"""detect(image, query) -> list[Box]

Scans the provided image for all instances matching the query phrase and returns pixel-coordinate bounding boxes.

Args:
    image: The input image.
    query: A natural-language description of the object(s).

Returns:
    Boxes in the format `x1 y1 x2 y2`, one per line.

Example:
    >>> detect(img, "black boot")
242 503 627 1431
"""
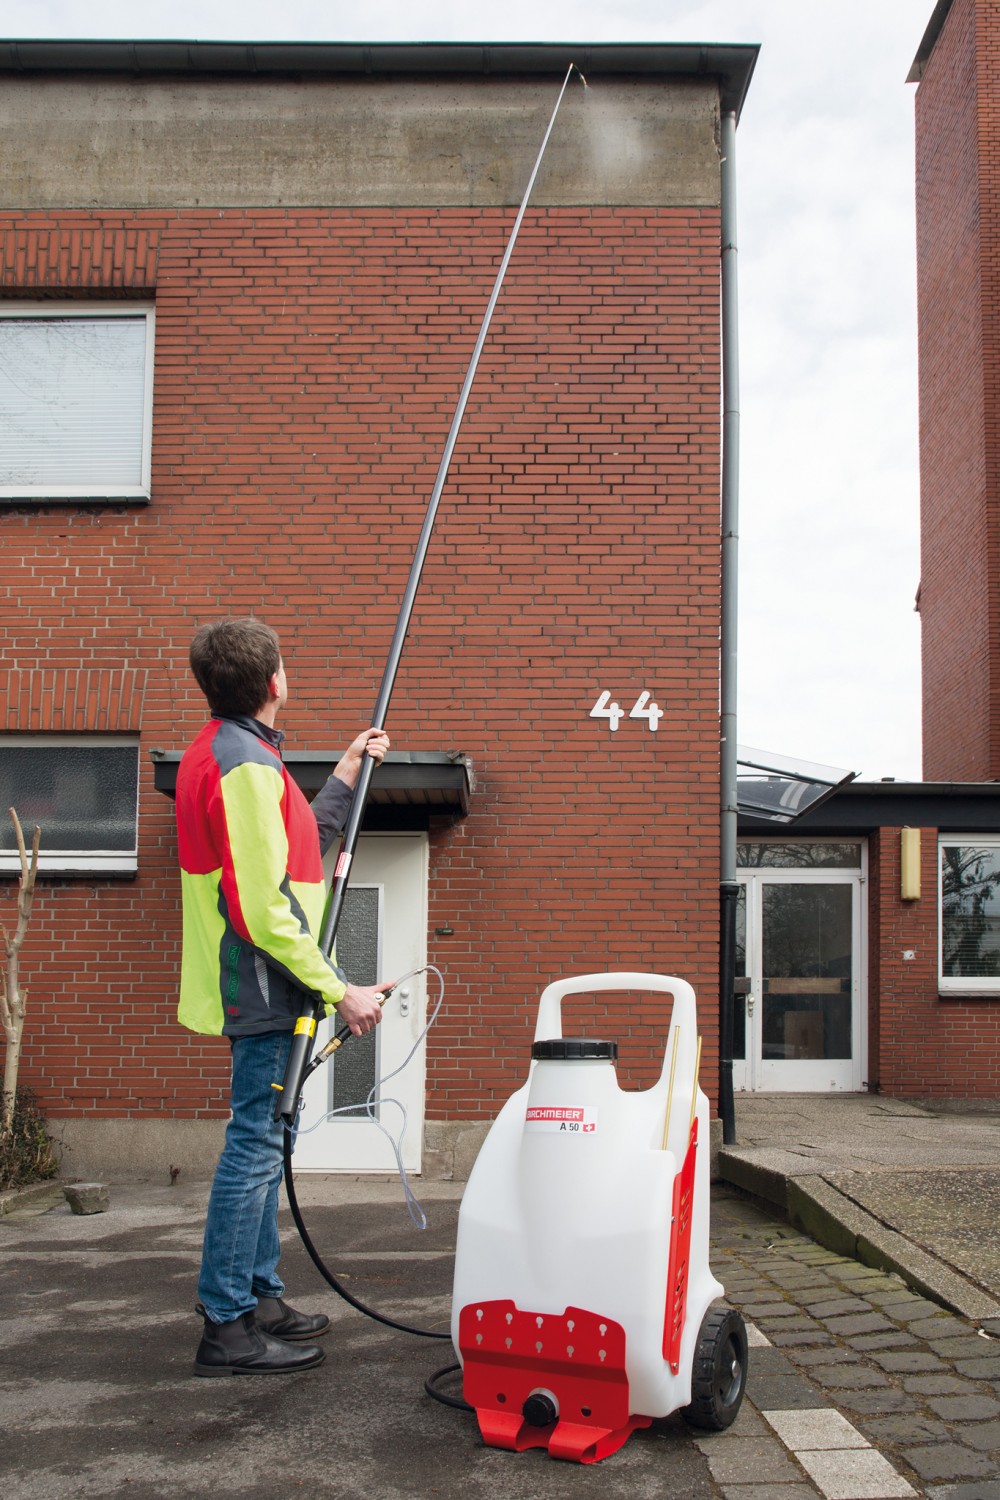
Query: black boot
194 1304 325 1377
254 1296 331 1341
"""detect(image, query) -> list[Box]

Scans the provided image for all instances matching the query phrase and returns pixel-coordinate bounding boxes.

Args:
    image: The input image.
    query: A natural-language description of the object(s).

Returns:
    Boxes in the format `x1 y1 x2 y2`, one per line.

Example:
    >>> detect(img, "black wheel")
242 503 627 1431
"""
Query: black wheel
681 1304 748 1431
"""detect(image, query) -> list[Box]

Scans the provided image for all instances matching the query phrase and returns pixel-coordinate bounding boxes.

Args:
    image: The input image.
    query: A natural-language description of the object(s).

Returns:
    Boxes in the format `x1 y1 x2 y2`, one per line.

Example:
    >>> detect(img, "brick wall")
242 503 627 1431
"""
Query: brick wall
916 0 1000 779
0 203 723 1123
871 824 1000 1095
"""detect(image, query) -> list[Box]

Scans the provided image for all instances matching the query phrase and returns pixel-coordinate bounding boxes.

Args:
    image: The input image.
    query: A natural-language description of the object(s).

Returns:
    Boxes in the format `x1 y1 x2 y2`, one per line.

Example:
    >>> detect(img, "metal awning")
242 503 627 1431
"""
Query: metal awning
736 745 855 825
150 748 471 828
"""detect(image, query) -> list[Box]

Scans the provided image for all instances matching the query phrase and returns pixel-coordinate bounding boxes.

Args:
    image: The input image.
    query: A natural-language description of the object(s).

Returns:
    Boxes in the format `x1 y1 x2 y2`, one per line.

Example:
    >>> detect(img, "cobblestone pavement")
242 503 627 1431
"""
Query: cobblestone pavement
710 1189 1000 1500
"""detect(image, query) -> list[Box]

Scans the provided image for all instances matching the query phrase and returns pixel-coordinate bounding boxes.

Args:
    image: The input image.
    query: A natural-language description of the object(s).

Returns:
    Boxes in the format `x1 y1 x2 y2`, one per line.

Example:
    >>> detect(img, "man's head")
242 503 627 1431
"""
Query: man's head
189 617 283 718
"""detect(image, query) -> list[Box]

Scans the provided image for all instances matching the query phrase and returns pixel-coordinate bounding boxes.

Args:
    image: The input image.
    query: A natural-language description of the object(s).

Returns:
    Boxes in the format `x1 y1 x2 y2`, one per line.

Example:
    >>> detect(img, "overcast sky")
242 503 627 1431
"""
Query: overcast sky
7 0 932 781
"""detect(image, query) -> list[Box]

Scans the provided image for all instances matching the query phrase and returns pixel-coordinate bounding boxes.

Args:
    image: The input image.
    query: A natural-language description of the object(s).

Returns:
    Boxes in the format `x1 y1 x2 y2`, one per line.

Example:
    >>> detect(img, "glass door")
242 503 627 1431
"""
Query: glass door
735 843 865 1092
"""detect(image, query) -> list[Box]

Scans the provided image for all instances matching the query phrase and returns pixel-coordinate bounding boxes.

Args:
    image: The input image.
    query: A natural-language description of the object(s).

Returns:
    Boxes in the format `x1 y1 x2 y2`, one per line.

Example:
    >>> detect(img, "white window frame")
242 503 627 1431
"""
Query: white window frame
0 302 155 501
0 735 140 875
938 836 1000 995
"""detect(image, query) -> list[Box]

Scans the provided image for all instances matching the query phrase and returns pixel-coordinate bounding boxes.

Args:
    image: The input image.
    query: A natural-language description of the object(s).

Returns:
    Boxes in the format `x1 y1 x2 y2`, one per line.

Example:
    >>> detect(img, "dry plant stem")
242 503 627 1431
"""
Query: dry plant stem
1 808 40 1135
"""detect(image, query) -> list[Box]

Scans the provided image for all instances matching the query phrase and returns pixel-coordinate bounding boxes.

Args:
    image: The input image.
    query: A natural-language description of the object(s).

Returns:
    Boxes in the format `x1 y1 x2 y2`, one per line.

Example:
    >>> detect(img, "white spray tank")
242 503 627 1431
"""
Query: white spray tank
451 972 746 1464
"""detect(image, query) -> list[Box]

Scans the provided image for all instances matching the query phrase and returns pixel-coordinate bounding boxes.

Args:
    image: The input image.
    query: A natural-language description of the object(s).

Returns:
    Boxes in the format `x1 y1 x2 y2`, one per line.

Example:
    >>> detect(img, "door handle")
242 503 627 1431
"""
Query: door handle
397 986 411 1018
746 992 755 1017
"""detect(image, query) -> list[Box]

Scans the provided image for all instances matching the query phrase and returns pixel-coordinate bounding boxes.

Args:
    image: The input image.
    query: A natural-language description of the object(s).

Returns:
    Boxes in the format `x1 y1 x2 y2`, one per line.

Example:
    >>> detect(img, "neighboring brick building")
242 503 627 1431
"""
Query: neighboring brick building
0 40 758 1173
911 0 1000 783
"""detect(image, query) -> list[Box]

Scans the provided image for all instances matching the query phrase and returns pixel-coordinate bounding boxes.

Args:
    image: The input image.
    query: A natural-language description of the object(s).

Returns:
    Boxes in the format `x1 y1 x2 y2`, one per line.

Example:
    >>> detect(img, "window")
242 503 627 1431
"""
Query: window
0 738 140 874
0 303 154 500
737 842 863 870
939 839 1000 993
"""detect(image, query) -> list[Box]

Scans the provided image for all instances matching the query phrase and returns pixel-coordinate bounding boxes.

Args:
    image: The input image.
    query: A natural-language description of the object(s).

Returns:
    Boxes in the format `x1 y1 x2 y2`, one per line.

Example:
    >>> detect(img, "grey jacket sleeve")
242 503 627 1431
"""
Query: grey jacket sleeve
311 774 354 856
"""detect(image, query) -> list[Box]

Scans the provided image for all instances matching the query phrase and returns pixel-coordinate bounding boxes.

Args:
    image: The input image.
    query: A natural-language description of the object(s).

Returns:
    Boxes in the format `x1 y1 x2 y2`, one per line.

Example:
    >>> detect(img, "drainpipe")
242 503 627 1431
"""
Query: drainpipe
719 109 740 1146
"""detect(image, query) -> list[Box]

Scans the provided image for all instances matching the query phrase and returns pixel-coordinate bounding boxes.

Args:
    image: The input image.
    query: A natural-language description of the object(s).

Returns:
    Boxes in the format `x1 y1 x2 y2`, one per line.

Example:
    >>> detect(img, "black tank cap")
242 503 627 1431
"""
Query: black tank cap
531 1037 618 1061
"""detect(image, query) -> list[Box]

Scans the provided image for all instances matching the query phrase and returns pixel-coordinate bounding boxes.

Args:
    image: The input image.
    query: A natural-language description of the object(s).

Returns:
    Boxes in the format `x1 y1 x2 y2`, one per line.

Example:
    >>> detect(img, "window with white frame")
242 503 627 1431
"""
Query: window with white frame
0 738 140 874
0 303 154 500
939 839 1000 992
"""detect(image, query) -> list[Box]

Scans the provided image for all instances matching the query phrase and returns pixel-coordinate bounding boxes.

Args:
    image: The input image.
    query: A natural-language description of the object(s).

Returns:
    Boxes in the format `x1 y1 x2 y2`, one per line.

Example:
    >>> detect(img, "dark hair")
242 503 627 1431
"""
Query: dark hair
189 618 281 717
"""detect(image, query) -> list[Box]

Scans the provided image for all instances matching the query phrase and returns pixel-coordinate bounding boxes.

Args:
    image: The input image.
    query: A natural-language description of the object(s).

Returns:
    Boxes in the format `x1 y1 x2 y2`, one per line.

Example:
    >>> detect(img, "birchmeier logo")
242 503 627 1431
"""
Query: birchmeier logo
525 1106 598 1134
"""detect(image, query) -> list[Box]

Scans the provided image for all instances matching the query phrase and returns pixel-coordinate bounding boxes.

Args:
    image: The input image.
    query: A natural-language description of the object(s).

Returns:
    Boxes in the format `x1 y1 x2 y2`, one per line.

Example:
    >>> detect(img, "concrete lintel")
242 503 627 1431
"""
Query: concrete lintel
0 75 722 210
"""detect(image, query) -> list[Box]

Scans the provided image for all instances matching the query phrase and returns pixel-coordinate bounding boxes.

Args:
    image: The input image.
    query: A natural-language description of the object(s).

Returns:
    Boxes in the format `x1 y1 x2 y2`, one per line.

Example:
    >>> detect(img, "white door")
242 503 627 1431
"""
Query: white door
734 864 865 1093
293 833 428 1172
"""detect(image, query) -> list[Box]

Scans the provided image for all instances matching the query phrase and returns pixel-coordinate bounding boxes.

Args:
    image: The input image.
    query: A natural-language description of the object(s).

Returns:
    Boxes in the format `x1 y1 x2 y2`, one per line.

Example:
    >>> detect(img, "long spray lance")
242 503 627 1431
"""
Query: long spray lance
274 62 585 1125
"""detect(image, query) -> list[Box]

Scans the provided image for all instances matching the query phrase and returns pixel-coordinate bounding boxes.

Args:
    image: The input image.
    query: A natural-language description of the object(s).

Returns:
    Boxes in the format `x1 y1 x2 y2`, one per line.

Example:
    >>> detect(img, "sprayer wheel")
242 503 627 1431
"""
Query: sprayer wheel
681 1304 748 1431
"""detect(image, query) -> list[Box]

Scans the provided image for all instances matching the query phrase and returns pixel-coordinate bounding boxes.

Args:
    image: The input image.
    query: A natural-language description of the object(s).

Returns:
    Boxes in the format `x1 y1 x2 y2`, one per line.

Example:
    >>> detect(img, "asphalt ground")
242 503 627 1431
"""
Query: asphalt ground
3 1173 1000 1500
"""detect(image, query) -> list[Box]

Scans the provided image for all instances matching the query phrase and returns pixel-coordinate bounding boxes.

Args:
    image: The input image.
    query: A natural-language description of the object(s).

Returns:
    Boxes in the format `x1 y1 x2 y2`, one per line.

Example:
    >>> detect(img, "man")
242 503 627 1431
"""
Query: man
175 616 390 1376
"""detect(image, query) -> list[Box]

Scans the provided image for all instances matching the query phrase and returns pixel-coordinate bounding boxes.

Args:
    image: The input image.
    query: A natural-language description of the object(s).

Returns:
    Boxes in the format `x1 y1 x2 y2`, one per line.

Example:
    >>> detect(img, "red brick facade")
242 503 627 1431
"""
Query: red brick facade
916 0 1000 780
869 824 1000 1096
1 201 724 1125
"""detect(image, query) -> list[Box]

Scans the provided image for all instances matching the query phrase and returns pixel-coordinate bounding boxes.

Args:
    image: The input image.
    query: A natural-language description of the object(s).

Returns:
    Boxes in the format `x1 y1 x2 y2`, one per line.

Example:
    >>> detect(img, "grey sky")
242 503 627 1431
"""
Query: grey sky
6 0 932 780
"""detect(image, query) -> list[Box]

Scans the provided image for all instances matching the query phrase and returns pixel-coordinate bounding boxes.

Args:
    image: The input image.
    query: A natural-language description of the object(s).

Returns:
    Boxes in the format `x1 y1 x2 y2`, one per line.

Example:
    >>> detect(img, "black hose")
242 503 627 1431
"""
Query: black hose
282 1124 451 1341
424 1362 474 1413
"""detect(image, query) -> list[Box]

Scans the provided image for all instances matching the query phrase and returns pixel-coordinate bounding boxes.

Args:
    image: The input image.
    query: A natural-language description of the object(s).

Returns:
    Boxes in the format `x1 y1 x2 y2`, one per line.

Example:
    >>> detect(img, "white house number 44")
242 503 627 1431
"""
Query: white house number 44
589 690 663 733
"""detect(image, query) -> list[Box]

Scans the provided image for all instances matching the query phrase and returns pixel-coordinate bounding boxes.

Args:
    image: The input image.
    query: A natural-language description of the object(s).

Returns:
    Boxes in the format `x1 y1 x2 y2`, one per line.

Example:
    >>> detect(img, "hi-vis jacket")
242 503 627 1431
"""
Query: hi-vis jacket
175 715 352 1038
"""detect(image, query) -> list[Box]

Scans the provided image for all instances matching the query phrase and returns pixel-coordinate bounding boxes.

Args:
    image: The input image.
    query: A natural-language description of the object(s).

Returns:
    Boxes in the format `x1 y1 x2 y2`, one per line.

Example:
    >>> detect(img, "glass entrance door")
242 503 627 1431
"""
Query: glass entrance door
734 843 865 1092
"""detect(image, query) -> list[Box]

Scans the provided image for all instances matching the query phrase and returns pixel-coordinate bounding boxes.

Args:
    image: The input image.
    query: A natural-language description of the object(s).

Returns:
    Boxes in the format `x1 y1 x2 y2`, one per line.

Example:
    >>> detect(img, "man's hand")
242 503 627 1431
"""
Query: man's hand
333 728 391 789
336 981 392 1037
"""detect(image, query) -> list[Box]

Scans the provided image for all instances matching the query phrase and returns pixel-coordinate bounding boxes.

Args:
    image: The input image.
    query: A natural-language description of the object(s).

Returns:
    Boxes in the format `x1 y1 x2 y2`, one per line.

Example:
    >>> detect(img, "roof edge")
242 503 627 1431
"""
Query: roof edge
908 0 956 83
0 38 759 119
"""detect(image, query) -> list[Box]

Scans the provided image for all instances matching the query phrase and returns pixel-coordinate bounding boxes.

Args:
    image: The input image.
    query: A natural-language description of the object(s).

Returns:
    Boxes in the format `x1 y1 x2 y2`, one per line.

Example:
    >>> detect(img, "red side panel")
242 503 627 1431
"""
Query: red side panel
663 1117 698 1373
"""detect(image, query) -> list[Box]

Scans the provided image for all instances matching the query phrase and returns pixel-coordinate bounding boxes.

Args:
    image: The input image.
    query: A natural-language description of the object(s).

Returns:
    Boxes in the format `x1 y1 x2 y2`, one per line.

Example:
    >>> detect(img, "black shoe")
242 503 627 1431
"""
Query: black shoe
193 1305 325 1377
254 1296 331 1341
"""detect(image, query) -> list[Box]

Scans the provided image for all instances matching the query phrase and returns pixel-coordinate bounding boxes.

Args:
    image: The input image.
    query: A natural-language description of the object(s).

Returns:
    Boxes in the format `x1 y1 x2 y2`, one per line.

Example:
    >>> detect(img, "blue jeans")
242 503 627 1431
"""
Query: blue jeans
198 1030 293 1324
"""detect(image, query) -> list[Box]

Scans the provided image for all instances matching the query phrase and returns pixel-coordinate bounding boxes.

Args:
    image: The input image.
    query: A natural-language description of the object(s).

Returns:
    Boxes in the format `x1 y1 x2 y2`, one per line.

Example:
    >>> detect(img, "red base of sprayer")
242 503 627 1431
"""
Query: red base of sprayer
458 1300 653 1463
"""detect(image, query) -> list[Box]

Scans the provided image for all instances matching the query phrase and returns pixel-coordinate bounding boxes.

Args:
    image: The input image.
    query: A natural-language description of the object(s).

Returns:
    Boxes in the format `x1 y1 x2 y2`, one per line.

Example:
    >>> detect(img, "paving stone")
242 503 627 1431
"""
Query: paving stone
761 1407 868 1449
903 1375 973 1396
808 1297 871 1318
925 1395 1000 1422
837 1390 919 1416
793 1347 859 1367
873 1350 948 1374
795 1446 918 1498
749 1374 826 1411
867 1289 923 1309
955 1356 1000 1379
902 1444 999 1481
924 1483 1000 1500
721 1487 823 1499
824 1313 895 1337
907 1317 972 1340
809 1364 890 1390
743 1302 801 1318
752 1347 804 1375
928 1337 997 1361
853 1333 917 1352
700 1435 807 1485
864 1414 951 1445
769 1327 836 1349
960 1419 1000 1452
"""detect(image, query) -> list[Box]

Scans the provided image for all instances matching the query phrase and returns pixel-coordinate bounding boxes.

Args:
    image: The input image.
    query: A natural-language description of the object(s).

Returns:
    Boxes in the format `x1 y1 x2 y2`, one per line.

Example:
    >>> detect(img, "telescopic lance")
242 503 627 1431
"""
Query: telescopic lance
274 62 585 1125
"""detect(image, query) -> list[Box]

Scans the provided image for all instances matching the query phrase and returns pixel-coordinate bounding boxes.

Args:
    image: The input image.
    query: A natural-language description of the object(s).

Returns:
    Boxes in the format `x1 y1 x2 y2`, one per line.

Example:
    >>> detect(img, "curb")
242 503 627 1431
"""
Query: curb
718 1149 1000 1324
0 1179 65 1218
